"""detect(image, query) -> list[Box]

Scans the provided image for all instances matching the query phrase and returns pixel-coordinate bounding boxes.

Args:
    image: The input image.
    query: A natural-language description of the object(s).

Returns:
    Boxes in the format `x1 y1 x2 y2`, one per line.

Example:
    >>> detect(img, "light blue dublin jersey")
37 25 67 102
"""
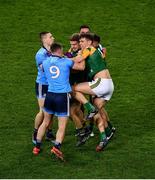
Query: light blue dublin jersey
43 55 74 93
35 47 49 85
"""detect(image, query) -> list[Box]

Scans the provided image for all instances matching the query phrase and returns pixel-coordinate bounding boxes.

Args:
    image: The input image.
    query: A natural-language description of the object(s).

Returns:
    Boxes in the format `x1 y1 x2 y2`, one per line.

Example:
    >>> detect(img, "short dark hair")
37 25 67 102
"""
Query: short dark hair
69 33 80 42
79 25 90 31
79 33 94 42
39 31 50 39
50 42 62 53
93 34 101 43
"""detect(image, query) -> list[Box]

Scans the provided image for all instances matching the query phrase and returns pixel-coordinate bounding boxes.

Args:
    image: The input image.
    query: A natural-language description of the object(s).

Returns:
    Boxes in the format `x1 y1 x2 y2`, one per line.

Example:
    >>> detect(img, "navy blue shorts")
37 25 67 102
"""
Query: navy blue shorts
43 92 70 117
35 82 48 99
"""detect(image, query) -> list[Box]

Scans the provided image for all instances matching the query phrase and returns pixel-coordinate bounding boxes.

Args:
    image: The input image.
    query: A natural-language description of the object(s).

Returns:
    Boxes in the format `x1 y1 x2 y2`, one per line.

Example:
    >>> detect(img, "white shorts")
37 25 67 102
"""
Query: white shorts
89 78 114 101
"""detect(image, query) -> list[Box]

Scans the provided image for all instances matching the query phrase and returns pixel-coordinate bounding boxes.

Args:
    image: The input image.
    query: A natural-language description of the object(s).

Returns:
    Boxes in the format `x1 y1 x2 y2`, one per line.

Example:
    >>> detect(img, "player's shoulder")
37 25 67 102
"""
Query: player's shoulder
36 47 47 56
61 57 73 66
35 48 47 62
61 56 71 62
83 47 95 53
43 56 50 65
82 48 91 55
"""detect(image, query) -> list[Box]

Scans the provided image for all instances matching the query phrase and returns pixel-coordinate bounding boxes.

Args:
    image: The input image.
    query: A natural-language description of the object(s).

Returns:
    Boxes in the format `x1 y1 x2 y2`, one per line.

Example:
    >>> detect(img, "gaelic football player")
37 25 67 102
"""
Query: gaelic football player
65 33 91 146
92 34 107 58
80 25 106 58
79 25 97 137
80 25 91 34
73 33 115 151
92 33 115 133
33 43 85 160
32 32 55 144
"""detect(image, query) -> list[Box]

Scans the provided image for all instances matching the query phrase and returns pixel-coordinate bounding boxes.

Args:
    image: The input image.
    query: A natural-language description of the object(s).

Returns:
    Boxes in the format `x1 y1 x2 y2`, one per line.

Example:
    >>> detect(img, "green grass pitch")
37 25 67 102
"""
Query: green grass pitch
0 0 155 178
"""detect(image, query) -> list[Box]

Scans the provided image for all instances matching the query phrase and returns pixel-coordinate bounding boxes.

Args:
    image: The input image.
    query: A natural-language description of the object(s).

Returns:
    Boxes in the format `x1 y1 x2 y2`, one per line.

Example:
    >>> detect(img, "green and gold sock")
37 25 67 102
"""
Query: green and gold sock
84 102 95 113
100 131 106 141
105 126 112 137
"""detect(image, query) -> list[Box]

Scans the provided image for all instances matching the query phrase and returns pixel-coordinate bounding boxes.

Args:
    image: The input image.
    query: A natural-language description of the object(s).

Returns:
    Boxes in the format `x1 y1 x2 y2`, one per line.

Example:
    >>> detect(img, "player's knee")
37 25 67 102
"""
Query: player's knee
95 101 104 110
93 98 105 108
70 106 75 116
43 115 51 127
38 109 43 114
70 112 75 120
70 105 78 116
42 119 50 128
93 113 100 122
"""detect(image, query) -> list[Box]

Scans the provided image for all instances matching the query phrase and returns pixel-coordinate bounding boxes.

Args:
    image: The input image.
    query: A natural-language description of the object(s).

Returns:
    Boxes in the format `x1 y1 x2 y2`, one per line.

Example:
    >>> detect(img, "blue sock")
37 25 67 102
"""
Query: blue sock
54 141 61 150
36 139 42 149
34 128 38 133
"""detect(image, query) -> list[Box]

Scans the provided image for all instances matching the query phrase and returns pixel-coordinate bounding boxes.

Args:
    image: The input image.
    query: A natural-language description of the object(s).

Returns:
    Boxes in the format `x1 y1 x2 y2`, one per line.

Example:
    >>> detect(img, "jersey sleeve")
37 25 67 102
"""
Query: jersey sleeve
81 48 90 59
35 53 45 66
66 58 74 68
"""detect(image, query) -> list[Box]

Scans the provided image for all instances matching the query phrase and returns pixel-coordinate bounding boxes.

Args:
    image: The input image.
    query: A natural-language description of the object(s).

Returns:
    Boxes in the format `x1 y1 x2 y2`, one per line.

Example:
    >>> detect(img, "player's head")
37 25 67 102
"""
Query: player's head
92 34 101 48
39 32 54 46
69 33 80 52
79 25 90 34
50 42 63 57
79 33 93 50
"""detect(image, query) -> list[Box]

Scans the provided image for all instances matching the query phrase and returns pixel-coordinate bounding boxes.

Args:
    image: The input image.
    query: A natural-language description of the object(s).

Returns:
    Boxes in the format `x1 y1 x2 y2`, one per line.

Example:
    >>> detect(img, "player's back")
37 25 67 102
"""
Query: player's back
43 56 74 93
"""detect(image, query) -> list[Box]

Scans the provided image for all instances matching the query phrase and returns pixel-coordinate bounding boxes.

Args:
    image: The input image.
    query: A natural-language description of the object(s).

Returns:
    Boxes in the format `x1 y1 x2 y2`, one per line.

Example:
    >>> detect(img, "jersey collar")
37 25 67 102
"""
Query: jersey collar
51 54 62 58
